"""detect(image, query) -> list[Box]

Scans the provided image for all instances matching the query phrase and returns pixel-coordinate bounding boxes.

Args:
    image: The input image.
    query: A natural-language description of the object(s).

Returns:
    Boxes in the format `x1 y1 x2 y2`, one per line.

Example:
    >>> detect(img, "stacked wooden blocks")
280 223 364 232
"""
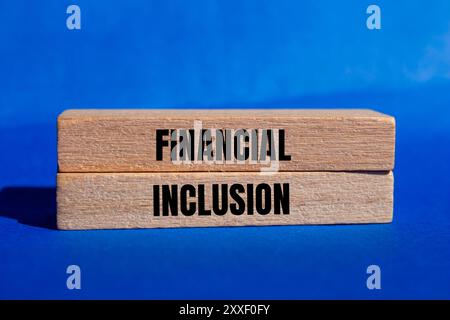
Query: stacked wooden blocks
57 109 395 230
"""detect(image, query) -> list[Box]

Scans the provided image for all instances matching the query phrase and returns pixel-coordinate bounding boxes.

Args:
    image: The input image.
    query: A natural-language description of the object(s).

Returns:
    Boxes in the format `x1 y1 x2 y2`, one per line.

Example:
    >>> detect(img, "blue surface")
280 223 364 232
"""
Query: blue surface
1 0 450 299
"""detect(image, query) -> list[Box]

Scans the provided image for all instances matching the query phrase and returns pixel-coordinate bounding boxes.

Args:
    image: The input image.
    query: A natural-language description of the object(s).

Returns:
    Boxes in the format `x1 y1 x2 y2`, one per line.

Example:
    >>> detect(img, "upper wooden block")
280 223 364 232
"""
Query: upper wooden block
58 109 395 172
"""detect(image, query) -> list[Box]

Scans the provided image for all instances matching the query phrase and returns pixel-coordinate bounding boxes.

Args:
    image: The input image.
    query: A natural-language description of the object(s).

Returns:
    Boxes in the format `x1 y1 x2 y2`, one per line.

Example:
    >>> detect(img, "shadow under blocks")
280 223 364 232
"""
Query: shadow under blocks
0 187 56 229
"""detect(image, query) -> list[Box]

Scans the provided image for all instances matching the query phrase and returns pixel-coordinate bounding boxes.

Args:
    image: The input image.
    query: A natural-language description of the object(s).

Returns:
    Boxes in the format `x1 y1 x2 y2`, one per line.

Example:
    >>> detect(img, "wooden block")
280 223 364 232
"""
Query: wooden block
58 109 395 172
57 171 393 230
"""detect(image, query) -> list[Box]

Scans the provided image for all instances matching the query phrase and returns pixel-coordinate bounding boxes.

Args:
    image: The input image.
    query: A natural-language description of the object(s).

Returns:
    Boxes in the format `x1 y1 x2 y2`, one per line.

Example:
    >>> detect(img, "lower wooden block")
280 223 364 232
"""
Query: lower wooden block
57 171 393 230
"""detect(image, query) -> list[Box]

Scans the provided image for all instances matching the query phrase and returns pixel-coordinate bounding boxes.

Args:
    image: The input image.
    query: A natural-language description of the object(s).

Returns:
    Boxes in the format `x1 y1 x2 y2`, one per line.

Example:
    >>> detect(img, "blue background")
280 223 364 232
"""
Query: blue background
1 0 449 299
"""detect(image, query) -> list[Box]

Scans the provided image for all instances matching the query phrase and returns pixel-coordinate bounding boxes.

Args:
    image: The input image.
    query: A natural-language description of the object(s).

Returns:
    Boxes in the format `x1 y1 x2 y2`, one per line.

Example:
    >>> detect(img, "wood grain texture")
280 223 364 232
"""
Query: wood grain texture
57 171 394 230
58 109 395 172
